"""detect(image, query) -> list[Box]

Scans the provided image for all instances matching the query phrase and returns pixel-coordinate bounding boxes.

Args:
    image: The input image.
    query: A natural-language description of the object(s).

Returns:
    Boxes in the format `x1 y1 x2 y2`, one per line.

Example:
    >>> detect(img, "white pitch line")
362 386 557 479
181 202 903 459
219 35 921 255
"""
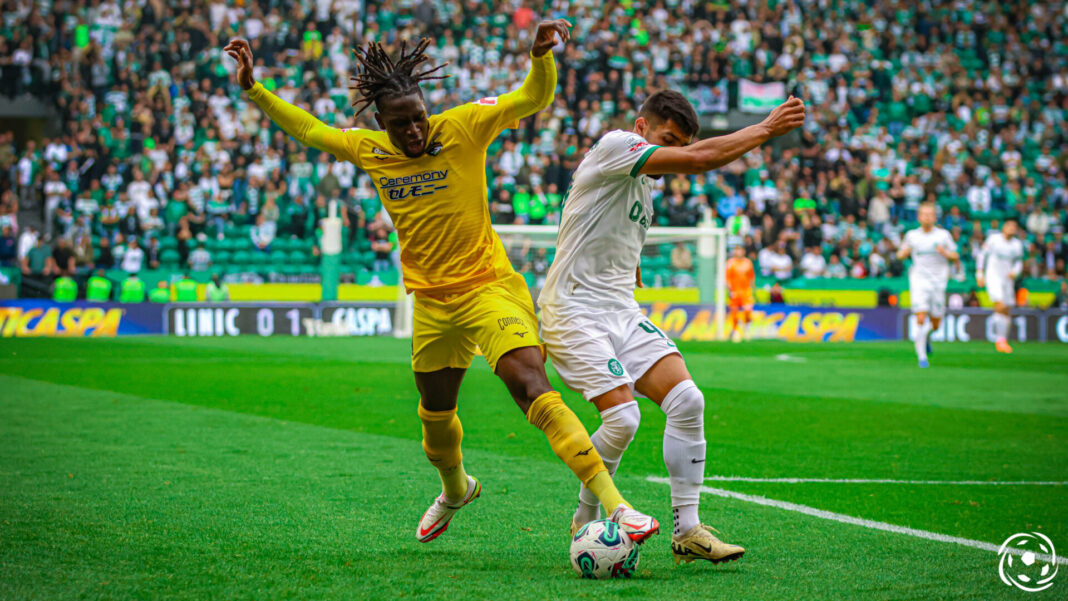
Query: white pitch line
646 476 1068 566
704 475 1068 486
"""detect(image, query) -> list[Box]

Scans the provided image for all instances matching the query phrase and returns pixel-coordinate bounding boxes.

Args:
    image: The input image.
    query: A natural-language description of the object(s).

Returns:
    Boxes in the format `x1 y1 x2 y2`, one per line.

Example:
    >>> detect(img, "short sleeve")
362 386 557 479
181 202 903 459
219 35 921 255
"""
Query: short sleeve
901 230 914 249
942 230 958 252
594 131 661 178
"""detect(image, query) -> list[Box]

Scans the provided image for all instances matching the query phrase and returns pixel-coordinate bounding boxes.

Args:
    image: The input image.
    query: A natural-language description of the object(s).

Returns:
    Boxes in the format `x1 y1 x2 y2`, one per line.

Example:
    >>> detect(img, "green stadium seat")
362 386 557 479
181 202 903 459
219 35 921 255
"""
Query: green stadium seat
377 269 400 286
160 249 180 266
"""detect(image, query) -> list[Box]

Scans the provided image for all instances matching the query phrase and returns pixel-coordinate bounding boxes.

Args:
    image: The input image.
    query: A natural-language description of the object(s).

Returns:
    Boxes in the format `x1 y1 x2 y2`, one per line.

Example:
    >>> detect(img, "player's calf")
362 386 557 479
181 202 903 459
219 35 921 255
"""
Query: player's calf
574 399 641 527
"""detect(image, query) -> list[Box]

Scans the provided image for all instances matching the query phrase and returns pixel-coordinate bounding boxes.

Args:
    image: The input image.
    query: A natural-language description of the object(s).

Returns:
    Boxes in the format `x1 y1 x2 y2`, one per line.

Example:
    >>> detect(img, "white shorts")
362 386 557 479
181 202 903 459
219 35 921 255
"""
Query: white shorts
539 304 681 401
986 275 1015 306
909 277 947 317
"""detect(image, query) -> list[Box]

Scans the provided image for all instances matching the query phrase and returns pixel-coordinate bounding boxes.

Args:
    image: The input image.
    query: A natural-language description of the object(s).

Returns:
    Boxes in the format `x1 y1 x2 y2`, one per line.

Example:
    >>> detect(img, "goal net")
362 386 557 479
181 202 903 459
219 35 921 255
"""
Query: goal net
494 215 727 338
392 214 727 340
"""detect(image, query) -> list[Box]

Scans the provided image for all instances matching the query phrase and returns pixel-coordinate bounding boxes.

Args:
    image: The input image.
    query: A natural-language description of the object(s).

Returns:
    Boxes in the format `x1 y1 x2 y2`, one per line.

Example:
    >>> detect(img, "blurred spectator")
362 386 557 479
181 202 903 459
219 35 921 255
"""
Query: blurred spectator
72 235 95 272
51 237 76 276
0 225 15 266
769 283 785 304
826 254 847 279
370 227 393 272
759 240 793 281
1055 280 1068 310
146 237 161 270
799 247 827 279
22 237 54 276
119 206 141 240
189 243 212 271
148 281 171 303
671 243 693 272
96 237 115 270
206 274 230 301
121 238 144 274
251 213 276 251
86 271 113 303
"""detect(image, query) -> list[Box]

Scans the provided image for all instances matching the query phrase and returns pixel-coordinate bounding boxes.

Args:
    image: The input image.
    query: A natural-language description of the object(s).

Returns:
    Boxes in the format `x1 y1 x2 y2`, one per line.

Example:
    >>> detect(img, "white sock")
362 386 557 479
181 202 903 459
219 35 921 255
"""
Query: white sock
995 313 1011 341
914 319 929 361
661 380 706 536
575 401 640 525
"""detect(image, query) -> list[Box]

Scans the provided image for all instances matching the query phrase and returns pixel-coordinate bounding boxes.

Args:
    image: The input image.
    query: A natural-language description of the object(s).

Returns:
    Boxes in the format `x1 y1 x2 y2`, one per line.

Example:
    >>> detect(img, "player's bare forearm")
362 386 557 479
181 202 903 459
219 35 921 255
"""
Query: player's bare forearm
897 247 911 261
642 96 805 176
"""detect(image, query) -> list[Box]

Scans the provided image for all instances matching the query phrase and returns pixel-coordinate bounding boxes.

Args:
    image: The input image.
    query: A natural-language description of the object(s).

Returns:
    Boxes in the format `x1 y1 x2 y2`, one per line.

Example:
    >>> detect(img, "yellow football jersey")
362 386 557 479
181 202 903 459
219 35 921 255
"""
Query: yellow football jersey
245 52 556 294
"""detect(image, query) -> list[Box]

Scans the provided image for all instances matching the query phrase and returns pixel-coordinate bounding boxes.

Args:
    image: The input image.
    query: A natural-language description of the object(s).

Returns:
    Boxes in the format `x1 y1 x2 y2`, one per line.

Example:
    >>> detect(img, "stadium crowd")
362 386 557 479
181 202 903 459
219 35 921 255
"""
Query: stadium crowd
1 0 1067 295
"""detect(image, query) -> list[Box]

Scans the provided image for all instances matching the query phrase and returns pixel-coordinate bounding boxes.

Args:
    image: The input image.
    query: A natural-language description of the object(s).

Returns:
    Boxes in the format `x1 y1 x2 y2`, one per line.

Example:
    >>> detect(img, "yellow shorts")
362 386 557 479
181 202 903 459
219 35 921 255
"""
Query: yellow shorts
412 271 542 373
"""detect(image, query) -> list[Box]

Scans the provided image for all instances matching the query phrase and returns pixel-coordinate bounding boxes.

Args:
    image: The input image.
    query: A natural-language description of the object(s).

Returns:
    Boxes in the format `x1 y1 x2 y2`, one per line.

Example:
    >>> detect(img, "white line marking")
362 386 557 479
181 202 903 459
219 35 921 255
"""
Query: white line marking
704 475 1068 486
647 476 1068 565
774 353 807 363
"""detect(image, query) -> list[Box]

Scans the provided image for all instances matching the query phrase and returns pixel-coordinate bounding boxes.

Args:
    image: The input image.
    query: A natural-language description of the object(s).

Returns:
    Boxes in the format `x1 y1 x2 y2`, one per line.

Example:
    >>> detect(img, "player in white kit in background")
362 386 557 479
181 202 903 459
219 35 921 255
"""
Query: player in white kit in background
538 90 805 565
896 203 959 368
977 219 1024 353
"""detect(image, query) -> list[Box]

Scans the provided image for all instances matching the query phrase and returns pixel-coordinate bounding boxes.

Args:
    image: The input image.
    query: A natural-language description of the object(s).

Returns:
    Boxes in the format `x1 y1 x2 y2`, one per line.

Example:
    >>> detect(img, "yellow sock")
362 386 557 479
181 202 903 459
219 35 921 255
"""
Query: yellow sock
586 470 629 512
526 391 629 510
418 404 468 500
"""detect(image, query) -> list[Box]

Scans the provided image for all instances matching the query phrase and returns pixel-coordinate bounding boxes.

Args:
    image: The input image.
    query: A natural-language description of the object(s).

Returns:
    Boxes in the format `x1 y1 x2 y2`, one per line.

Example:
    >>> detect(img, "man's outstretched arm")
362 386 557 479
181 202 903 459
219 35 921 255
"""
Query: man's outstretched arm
640 97 807 176
503 20 571 120
225 39 352 160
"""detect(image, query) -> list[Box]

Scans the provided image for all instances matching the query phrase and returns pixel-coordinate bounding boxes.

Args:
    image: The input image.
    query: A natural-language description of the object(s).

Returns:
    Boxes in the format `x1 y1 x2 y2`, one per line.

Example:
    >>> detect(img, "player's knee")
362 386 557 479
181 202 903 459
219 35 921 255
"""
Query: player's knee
661 380 704 430
601 400 641 445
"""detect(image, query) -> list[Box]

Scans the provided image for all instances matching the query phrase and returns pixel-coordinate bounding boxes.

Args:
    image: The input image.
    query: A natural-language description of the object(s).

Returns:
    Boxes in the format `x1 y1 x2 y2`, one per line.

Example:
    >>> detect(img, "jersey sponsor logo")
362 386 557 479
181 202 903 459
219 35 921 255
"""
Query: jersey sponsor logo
371 147 396 160
378 170 449 201
475 97 498 105
627 140 651 153
608 358 624 376
497 316 526 330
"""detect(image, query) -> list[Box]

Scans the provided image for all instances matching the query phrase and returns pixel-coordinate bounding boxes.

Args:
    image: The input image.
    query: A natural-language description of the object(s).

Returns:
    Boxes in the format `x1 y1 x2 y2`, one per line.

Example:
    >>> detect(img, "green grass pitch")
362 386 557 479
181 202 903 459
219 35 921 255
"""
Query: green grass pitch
1 337 1066 600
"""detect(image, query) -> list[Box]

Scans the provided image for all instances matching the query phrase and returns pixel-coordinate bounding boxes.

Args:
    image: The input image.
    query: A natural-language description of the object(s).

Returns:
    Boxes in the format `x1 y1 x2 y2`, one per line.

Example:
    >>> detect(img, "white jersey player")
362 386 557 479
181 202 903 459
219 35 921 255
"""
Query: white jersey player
977 219 1024 353
896 204 958 368
539 90 806 565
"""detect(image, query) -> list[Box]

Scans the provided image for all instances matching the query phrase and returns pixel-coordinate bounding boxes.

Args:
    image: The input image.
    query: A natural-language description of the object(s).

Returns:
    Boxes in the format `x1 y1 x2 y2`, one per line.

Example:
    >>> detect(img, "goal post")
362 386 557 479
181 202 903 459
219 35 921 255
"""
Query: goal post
491 213 727 340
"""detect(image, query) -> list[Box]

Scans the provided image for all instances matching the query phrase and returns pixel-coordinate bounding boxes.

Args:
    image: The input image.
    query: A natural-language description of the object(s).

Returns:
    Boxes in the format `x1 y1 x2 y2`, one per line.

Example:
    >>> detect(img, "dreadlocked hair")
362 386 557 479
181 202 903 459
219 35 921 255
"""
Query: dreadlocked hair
349 38 450 117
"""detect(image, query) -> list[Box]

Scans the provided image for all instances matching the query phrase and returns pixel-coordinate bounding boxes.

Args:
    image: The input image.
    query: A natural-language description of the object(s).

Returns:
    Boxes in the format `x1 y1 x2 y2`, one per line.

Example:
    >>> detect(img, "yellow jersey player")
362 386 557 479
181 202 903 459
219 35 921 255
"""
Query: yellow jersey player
224 23 660 544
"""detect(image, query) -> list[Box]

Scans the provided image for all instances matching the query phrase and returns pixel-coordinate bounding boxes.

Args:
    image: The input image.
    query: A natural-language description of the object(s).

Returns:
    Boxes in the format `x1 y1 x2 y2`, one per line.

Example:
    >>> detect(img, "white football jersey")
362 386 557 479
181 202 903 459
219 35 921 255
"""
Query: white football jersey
902 226 956 284
539 130 661 310
980 232 1024 280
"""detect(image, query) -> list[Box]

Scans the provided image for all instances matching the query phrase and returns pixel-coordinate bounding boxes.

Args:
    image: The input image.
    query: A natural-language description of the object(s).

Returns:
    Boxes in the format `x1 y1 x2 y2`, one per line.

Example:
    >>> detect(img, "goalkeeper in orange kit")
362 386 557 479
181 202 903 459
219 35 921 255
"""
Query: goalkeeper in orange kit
725 245 756 341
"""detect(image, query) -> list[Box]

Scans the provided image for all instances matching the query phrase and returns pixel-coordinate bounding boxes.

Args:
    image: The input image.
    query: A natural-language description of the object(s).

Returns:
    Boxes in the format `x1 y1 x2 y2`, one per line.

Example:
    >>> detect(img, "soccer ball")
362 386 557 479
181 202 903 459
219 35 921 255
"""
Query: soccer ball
569 519 640 579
